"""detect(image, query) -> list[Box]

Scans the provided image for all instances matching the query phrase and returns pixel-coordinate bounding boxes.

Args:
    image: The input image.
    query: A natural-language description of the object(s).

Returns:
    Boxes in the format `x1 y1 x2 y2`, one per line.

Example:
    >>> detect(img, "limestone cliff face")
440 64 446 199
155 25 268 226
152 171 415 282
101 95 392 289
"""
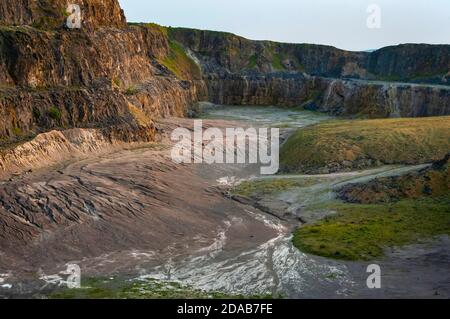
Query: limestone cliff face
0 25 168 87
0 2 205 147
0 0 126 30
311 79 450 118
205 72 316 107
170 28 450 85
169 28 368 78
205 73 450 117
171 28 450 117
0 75 204 146
367 44 450 84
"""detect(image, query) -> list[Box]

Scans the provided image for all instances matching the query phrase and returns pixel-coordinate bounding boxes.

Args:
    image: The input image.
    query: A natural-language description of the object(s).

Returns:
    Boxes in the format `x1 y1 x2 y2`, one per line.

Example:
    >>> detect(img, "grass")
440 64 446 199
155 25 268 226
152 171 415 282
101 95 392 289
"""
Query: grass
248 54 258 68
233 179 316 197
50 277 274 299
267 45 284 71
293 197 450 261
280 116 450 173
124 85 139 95
47 107 62 121
271 53 284 71
129 22 169 37
161 40 202 80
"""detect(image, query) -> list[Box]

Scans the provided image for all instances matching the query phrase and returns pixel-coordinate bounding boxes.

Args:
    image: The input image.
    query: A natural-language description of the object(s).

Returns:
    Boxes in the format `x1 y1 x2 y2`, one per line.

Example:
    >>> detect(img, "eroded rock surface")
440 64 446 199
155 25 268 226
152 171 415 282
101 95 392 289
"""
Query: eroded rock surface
0 0 126 30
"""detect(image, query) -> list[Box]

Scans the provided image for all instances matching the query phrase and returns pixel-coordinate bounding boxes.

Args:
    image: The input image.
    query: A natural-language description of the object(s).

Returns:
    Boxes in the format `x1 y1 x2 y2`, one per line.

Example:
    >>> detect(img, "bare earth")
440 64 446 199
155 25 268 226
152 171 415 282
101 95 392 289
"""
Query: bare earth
0 112 448 298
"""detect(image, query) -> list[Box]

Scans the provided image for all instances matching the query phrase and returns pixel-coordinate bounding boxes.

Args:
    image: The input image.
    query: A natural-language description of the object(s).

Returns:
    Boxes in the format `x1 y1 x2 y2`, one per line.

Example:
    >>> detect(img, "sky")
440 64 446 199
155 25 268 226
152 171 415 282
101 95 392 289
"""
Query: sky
118 0 450 51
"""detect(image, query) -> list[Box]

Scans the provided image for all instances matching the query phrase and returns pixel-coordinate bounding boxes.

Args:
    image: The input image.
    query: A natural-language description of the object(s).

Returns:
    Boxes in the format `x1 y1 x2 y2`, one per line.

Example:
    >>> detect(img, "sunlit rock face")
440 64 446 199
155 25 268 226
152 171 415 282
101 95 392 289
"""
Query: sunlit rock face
0 0 126 30
0 0 205 145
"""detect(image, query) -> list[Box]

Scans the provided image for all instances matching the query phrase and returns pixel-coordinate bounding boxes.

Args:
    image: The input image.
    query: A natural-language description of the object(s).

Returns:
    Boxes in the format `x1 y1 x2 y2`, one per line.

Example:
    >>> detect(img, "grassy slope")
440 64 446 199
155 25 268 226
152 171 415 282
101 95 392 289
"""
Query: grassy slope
294 156 450 261
280 116 450 173
233 179 316 197
129 23 201 81
232 158 450 261
293 197 450 261
162 40 202 80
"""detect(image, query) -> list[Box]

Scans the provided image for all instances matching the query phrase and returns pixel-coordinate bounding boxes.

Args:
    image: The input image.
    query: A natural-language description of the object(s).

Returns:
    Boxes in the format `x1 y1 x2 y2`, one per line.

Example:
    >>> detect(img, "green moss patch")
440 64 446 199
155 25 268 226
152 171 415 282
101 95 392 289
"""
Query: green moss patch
47 107 62 121
293 197 450 261
248 54 258 69
233 179 316 197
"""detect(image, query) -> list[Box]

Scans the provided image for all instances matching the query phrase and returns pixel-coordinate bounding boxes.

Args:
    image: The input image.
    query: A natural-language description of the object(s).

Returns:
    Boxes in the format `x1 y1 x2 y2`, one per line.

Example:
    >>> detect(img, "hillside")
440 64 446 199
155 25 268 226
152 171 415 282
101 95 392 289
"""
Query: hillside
293 154 450 261
280 116 450 173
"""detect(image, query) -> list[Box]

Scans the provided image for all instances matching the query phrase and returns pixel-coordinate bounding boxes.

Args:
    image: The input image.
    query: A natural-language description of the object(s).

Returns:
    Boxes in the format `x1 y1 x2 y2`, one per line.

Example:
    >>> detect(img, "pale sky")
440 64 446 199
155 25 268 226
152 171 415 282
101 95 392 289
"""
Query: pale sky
119 0 450 51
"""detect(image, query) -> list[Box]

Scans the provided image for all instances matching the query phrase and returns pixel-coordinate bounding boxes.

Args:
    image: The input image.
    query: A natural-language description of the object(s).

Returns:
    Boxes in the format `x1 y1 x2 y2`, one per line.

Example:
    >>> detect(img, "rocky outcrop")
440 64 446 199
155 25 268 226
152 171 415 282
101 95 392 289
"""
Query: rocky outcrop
205 73 450 117
0 25 168 87
0 76 204 149
0 0 126 30
170 28 450 117
367 44 450 84
338 154 450 204
170 28 450 85
0 13 206 148
0 128 145 179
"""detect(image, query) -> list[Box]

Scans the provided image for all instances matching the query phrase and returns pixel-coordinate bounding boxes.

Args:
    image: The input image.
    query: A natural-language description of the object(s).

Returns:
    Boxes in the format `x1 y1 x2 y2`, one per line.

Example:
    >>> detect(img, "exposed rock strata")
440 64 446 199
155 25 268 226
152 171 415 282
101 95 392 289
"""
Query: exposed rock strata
0 128 144 179
0 19 206 147
170 28 450 85
0 119 278 282
205 73 450 117
170 28 449 117
0 0 126 30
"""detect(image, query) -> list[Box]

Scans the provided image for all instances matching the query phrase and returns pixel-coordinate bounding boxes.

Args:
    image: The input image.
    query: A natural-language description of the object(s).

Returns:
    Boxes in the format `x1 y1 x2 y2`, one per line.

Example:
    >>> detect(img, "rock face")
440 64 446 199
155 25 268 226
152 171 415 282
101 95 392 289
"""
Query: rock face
169 28 368 77
171 28 450 117
0 0 126 30
0 6 206 148
0 24 185 87
0 128 138 178
205 73 450 117
170 28 450 85
309 79 450 117
204 72 315 107
367 44 450 84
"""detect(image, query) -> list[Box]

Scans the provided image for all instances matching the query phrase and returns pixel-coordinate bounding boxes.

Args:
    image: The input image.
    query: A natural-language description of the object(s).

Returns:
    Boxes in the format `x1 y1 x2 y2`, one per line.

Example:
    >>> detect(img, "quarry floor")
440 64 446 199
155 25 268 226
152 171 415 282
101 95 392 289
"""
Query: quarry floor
0 107 448 298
